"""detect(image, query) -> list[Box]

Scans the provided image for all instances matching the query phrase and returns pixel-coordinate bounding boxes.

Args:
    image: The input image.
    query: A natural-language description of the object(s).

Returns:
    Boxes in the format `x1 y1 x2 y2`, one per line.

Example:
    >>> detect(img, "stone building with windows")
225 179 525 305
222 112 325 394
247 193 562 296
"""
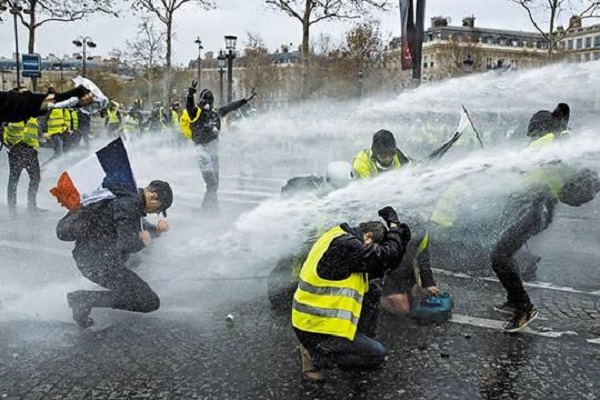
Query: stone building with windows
559 17 600 62
385 16 550 81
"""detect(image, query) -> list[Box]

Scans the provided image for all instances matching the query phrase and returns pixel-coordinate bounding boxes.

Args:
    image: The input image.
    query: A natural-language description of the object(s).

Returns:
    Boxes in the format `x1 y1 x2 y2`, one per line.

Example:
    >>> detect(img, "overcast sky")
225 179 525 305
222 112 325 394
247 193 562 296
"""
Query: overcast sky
0 0 557 65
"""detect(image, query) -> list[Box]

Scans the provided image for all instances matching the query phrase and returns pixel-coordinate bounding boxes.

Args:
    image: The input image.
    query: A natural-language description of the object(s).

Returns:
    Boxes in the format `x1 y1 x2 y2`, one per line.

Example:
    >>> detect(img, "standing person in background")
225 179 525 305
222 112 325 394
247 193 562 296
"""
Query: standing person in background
2 88 44 215
180 81 256 213
105 101 122 138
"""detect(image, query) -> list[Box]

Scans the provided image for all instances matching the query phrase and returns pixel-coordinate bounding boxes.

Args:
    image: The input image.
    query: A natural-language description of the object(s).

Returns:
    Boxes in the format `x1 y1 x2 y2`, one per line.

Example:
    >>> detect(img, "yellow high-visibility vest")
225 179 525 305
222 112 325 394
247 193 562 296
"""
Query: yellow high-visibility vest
3 118 39 148
71 110 79 131
47 109 66 136
292 226 369 341
352 148 409 179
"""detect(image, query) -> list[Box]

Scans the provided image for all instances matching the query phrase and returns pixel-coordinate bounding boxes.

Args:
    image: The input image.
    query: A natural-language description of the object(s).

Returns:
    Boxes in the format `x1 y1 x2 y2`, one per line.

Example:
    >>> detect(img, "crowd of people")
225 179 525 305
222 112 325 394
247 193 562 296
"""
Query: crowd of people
1 85 599 384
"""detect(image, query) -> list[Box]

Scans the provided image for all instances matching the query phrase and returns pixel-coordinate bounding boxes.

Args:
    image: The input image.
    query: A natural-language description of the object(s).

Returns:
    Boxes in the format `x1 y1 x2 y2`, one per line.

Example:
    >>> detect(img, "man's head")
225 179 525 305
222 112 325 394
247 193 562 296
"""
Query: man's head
172 101 181 112
143 180 173 217
552 102 570 131
371 130 397 169
358 221 387 246
198 89 214 111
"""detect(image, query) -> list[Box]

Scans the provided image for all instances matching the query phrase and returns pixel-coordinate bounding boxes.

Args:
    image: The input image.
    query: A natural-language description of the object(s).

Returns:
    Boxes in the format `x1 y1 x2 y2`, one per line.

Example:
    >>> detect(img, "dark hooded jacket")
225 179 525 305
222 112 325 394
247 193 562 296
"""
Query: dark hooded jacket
56 185 148 266
0 91 49 123
186 92 247 144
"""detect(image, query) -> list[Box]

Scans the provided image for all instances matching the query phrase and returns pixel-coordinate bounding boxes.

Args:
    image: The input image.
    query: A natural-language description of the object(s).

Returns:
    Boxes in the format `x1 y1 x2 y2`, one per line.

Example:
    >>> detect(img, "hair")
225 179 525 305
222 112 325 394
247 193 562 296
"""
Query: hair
359 221 387 243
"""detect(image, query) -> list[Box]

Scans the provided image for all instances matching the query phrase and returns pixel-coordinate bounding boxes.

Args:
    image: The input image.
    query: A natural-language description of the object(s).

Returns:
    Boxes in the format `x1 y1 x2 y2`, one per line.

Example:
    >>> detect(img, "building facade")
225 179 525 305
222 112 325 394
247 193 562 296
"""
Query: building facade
385 16 550 81
559 18 600 62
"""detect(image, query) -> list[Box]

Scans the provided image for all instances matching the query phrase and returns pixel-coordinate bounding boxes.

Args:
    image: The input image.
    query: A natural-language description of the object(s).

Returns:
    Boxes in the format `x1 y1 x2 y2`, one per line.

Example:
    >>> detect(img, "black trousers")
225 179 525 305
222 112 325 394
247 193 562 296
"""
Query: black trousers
491 193 553 312
74 259 160 313
7 143 40 211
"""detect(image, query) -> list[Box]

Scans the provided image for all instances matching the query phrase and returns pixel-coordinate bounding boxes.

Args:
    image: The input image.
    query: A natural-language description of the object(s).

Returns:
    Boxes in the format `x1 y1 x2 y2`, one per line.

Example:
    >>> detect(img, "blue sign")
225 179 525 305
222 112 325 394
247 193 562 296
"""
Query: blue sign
22 53 41 78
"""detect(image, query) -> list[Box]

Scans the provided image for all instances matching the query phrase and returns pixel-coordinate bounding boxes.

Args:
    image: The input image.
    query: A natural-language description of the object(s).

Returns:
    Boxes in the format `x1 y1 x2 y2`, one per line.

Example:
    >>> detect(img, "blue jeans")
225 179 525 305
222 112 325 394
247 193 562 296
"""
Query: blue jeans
314 332 387 370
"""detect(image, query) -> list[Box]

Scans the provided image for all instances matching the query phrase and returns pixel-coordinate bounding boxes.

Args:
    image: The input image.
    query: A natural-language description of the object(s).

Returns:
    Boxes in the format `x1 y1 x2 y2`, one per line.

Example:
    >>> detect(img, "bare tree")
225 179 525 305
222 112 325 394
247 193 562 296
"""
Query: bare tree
510 0 600 59
111 18 166 105
6 0 117 89
130 0 214 70
265 0 393 99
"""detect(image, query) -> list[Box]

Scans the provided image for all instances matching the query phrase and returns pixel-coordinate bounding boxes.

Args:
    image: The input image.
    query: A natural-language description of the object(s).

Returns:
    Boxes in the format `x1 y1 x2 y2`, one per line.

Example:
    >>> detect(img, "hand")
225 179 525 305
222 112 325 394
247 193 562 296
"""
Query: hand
426 286 440 297
54 85 91 103
396 223 411 243
156 219 170 233
246 88 257 102
139 230 152 247
189 80 198 96
378 206 400 227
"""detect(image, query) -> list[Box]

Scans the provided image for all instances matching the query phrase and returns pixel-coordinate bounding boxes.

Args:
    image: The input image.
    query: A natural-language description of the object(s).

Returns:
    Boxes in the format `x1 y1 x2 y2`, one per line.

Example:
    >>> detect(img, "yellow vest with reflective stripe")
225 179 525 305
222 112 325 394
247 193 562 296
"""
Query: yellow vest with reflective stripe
292 226 369 340
171 110 179 128
63 109 72 131
4 121 25 146
352 148 407 179
48 108 66 136
107 109 120 124
431 180 470 228
179 108 202 140
71 110 79 131
528 132 555 151
24 117 39 148
123 115 139 133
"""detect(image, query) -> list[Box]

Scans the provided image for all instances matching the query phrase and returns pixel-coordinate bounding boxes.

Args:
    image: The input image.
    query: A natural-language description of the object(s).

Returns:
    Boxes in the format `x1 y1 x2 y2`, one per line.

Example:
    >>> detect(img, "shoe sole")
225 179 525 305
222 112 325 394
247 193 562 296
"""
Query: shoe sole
504 310 539 333
493 306 516 316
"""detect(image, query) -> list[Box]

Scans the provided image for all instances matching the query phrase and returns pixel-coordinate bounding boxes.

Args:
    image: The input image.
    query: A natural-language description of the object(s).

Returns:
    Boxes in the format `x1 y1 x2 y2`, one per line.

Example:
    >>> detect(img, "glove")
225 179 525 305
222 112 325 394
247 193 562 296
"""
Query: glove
54 85 90 103
189 80 197 97
246 87 257 102
378 206 400 227
395 223 412 243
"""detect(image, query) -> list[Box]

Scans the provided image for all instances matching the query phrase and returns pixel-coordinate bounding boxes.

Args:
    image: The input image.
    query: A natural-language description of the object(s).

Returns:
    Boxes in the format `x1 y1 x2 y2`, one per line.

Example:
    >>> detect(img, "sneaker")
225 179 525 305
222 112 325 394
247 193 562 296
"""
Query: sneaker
67 291 95 329
504 306 539 333
493 301 517 315
300 345 325 382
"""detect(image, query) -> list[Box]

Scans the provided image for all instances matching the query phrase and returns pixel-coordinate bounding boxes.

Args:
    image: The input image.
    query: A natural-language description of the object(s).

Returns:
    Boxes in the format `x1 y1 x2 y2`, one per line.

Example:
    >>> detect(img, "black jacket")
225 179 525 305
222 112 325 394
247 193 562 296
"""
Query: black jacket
317 223 410 281
57 187 147 266
0 91 48 123
186 93 247 144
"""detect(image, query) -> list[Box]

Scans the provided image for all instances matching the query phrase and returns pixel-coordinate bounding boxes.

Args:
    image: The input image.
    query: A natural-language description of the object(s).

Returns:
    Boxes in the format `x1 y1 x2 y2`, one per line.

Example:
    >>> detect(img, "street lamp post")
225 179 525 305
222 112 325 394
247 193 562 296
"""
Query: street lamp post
224 35 237 103
2 0 27 88
194 37 203 90
357 70 364 99
217 50 226 107
72 36 97 77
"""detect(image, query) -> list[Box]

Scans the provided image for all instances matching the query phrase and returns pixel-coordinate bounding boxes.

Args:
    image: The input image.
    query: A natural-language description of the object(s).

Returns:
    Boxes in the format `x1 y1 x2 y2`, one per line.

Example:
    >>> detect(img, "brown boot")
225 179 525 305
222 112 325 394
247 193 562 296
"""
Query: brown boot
300 345 324 382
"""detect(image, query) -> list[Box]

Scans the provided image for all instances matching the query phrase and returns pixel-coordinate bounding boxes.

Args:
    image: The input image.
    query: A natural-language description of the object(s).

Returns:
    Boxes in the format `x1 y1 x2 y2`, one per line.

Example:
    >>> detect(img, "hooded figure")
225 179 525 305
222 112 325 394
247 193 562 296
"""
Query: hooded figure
352 129 411 179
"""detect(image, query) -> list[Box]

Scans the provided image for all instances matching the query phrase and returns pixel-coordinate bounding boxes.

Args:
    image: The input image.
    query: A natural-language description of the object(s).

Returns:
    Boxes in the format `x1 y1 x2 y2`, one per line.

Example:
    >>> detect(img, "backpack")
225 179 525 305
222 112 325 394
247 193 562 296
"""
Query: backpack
409 292 454 324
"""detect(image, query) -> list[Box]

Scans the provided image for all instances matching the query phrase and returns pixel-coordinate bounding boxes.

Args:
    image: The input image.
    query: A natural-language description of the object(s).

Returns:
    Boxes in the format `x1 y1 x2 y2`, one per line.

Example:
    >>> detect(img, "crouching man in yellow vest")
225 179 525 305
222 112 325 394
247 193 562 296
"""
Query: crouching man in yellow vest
291 206 411 382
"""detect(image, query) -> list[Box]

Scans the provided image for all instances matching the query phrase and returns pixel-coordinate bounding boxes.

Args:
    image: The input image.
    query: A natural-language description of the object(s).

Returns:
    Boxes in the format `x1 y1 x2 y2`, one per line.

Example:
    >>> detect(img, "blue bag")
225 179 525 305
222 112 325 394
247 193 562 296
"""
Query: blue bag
409 292 454 324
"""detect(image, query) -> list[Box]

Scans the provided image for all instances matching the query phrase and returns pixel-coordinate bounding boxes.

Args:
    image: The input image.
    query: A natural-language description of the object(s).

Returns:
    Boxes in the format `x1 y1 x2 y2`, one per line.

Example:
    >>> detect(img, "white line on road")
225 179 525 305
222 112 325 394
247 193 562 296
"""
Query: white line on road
587 338 600 345
451 314 579 338
433 268 600 297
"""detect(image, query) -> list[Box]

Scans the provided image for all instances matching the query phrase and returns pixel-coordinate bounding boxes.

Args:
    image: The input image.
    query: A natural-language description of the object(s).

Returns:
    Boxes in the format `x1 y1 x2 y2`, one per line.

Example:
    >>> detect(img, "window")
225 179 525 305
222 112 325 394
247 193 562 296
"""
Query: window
511 39 519 47
484 36 493 44
498 37 507 45
586 37 592 48
568 40 574 50
423 56 428 69
585 52 591 61
594 52 600 61
577 38 583 49
430 61 435 68
596 36 600 47
539 42 549 49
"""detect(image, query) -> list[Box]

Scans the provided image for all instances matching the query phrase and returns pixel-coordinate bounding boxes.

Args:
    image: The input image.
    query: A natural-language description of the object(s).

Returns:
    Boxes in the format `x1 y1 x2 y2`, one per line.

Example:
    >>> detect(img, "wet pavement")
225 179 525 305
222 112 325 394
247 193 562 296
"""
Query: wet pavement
1 138 600 399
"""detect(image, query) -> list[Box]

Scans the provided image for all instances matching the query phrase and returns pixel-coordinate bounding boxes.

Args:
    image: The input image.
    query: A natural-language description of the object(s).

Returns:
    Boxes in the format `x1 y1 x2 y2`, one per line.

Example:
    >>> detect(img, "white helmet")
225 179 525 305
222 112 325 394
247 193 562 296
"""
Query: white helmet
325 161 356 189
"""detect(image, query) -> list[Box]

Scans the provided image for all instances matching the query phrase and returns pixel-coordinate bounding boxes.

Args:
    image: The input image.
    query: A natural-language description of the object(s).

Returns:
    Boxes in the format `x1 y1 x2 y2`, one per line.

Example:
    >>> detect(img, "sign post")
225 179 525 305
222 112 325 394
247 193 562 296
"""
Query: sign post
22 53 42 79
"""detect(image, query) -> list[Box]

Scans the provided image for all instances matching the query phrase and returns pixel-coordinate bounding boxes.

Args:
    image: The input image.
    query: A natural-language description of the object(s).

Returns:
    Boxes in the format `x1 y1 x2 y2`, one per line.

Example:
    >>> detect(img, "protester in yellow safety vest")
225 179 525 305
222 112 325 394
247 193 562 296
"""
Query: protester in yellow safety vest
292 206 411 382
170 102 181 130
352 130 411 179
3 114 43 214
105 101 122 137
122 108 141 138
46 107 66 157
351 130 436 316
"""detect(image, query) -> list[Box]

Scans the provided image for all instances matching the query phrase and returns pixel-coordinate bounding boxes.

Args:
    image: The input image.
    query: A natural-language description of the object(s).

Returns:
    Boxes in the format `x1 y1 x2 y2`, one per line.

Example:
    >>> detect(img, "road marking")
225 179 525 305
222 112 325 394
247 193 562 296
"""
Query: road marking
0 240 70 258
433 268 600 297
451 314 579 338
587 338 600 345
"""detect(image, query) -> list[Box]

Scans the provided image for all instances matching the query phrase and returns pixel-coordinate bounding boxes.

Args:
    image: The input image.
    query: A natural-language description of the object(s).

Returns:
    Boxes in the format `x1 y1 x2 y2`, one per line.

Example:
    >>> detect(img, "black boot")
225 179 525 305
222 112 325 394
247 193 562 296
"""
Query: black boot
67 291 95 328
